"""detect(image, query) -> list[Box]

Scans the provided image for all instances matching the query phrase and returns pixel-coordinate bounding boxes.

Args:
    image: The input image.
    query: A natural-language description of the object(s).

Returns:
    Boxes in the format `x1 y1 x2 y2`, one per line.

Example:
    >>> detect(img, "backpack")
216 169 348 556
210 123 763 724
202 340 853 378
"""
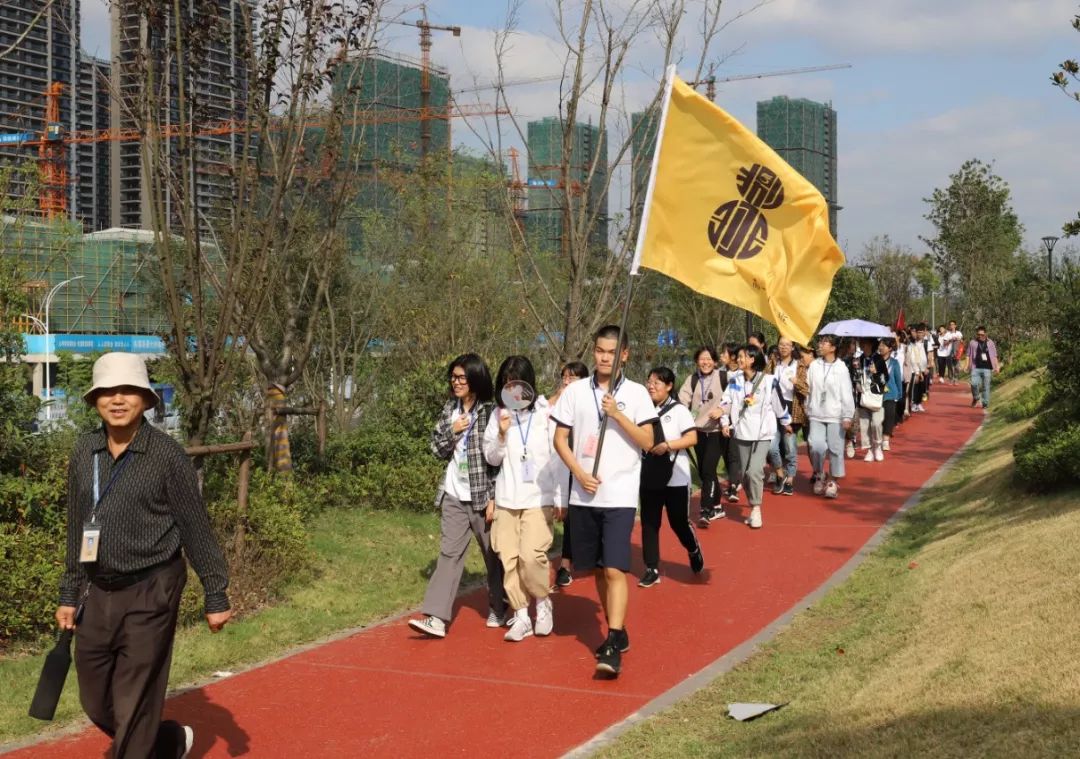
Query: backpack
641 400 679 490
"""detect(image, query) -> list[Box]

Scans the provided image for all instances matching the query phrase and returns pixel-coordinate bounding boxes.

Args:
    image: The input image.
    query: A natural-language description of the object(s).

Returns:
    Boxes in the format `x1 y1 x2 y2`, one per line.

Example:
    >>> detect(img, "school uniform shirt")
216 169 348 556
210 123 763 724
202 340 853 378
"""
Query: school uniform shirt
772 358 798 403
943 330 963 356
483 396 562 509
551 375 657 509
806 358 856 424
720 372 791 442
653 400 696 488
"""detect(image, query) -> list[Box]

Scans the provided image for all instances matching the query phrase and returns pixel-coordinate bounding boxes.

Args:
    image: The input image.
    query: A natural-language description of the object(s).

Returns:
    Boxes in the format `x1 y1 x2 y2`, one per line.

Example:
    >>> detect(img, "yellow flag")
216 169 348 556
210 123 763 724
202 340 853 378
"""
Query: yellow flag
631 69 845 345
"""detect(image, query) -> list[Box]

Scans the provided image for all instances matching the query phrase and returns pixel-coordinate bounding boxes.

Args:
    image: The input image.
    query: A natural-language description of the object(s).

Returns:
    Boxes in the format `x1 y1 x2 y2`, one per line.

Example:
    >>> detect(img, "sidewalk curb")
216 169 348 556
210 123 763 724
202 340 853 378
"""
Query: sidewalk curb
563 415 988 759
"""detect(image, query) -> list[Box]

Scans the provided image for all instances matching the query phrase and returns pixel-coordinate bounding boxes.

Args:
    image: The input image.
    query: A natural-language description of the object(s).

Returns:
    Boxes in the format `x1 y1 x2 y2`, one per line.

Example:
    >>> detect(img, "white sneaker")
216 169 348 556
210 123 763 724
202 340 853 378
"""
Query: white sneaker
747 506 762 529
181 726 194 759
409 615 447 638
882 439 891 451
874 446 884 462
535 597 554 636
863 449 875 462
824 480 839 499
504 611 533 642
845 441 855 459
812 476 826 496
486 608 507 628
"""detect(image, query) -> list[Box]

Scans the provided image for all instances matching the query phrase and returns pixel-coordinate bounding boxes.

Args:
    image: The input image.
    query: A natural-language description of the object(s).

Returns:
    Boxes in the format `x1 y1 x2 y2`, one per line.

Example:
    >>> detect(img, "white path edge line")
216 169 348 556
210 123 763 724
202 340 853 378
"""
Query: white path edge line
562 417 988 759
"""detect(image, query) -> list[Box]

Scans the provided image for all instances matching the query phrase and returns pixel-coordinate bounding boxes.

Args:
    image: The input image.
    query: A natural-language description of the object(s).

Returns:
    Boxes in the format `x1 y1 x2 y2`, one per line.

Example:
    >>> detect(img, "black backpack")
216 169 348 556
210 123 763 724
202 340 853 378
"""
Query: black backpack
641 401 678 490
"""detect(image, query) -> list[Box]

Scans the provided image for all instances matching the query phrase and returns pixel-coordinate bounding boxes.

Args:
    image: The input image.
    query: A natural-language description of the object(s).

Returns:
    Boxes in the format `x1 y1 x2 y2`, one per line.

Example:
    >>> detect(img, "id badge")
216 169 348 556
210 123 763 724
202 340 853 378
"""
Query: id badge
583 433 599 458
80 522 102 563
521 459 537 483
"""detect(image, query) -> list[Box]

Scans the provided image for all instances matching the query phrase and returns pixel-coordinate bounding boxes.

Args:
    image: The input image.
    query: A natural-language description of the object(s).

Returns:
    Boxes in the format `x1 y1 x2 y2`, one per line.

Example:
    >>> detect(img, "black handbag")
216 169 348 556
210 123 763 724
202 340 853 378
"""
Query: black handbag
641 401 679 490
29 628 73 721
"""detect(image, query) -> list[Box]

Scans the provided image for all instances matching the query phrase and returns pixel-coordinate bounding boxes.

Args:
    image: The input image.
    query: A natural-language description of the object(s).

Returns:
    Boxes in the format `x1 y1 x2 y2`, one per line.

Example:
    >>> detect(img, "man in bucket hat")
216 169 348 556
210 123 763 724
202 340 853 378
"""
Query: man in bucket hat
55 352 231 758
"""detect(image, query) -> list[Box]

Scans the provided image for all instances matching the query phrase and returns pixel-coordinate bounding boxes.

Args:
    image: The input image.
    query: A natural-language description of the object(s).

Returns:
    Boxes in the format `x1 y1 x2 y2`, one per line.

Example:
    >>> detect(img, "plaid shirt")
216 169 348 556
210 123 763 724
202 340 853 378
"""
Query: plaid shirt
430 399 499 511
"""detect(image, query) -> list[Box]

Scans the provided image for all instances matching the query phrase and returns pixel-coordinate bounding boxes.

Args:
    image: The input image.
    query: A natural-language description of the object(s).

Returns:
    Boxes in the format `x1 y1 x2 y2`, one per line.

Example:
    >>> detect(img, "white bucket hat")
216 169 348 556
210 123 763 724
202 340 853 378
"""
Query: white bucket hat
83 352 161 405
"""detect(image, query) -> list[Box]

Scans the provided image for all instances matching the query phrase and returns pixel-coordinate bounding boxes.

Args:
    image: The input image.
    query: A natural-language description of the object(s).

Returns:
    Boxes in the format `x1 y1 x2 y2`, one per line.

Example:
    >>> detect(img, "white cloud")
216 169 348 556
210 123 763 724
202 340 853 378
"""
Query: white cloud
840 96 1080 256
741 0 1077 54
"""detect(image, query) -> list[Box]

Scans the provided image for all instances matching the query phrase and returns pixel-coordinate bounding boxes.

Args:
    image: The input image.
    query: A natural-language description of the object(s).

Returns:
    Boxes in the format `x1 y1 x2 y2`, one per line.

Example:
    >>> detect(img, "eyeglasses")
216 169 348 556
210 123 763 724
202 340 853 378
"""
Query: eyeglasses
450 374 469 385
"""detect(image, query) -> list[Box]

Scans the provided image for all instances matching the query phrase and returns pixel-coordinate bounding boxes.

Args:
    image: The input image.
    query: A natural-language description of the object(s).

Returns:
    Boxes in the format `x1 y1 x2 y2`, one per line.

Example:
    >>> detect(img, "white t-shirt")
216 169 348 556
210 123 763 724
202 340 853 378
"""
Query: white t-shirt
940 330 962 357
551 375 657 509
482 397 561 509
654 400 696 488
442 405 478 502
773 358 797 402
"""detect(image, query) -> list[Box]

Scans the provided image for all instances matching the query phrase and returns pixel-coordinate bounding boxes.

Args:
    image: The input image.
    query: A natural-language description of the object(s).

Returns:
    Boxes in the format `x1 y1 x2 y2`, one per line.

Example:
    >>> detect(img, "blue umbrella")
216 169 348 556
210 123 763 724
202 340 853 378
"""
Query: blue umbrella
817 319 893 338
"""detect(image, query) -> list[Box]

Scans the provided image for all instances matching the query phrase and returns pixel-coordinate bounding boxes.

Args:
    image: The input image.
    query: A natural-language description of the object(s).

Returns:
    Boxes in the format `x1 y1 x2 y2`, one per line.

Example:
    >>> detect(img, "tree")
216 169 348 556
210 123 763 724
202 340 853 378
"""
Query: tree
477 0 743 363
860 235 919 324
820 266 879 328
921 159 1024 328
1051 8 1080 236
122 0 380 459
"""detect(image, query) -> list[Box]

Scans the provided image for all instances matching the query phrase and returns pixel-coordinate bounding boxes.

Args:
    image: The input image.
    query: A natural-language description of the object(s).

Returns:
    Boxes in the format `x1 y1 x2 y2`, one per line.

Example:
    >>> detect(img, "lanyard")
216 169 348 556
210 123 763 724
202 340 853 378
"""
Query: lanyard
591 376 624 424
91 451 132 522
819 360 837 400
514 410 533 460
456 402 478 450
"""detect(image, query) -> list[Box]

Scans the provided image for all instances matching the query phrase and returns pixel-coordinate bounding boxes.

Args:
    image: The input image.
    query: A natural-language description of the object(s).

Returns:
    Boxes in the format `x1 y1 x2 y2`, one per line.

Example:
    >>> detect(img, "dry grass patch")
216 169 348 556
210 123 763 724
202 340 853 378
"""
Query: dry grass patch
598 374 1080 758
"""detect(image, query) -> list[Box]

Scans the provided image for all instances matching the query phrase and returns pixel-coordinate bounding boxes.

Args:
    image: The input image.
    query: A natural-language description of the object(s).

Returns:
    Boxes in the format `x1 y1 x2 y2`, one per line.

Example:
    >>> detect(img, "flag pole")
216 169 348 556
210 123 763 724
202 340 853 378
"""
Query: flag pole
593 65 677 477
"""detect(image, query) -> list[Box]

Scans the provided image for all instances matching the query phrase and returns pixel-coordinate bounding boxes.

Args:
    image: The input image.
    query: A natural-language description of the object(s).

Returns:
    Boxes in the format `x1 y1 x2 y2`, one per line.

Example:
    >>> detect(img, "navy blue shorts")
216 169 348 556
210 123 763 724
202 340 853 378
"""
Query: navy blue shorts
567 505 636 572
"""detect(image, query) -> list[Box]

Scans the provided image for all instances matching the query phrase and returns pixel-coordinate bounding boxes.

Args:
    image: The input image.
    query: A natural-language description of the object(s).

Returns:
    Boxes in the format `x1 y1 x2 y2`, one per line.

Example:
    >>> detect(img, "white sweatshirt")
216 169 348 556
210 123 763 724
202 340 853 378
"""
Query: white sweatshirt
806 358 856 423
720 372 792 442
483 396 562 509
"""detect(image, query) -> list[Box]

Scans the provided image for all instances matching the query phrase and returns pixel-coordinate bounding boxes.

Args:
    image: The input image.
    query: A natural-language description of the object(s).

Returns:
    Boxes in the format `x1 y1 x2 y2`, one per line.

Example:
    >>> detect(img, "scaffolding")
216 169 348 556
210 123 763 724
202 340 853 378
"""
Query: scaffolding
2 216 166 335
524 117 608 253
756 96 839 237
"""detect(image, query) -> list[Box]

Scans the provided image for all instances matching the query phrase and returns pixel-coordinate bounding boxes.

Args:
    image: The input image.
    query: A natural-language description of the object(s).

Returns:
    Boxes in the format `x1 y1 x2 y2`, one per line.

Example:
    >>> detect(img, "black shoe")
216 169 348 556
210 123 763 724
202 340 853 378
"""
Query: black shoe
707 507 727 522
595 643 621 677
689 547 705 574
971 397 978 407
638 568 660 587
772 478 785 495
594 628 630 658
726 485 740 504
555 567 573 588
697 506 713 527
782 480 795 496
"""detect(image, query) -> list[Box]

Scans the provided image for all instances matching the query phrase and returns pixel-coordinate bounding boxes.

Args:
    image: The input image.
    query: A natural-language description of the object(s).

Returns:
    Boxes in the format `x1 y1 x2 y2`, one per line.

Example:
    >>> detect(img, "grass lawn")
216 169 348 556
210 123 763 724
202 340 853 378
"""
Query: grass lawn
0 507 512 745
596 374 1080 758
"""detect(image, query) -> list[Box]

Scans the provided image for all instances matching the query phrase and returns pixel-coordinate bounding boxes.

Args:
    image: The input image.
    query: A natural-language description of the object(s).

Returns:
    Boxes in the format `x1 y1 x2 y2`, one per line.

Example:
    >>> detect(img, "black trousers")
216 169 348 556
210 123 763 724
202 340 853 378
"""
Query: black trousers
882 399 898 437
76 554 188 759
694 432 724 508
640 486 700 569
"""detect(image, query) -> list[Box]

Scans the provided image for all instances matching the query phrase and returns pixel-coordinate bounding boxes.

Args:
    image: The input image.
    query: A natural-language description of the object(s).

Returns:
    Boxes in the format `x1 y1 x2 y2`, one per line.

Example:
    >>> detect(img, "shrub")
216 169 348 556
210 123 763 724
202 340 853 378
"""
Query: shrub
998 378 1049 422
324 427 443 511
1001 340 1050 380
0 524 65 645
1013 413 1080 491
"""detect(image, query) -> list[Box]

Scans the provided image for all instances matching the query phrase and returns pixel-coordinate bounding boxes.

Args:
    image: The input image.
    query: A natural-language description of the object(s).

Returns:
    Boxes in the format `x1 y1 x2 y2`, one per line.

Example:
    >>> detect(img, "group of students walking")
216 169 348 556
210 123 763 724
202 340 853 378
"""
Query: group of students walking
406 320 998 679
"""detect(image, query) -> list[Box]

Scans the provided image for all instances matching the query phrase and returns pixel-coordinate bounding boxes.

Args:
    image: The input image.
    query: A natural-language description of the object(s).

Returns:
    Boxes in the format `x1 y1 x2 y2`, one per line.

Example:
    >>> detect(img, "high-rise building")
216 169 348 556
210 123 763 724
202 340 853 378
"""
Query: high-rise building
0 0 79 210
110 0 248 229
629 109 660 219
74 53 110 231
756 96 839 237
525 117 608 253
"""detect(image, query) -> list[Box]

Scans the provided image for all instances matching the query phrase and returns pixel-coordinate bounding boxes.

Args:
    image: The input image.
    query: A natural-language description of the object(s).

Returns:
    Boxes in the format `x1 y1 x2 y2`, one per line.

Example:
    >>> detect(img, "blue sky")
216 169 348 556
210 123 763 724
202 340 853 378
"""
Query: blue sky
82 0 1080 260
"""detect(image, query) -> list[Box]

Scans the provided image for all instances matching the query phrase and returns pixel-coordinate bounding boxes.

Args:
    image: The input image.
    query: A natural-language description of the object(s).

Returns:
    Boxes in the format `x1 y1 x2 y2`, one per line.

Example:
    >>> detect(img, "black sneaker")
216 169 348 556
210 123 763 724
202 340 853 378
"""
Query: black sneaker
594 628 630 658
772 478 785 495
782 480 795 496
555 567 573 588
638 568 660 587
708 507 727 522
595 643 621 677
697 506 713 527
689 547 705 574
726 485 740 504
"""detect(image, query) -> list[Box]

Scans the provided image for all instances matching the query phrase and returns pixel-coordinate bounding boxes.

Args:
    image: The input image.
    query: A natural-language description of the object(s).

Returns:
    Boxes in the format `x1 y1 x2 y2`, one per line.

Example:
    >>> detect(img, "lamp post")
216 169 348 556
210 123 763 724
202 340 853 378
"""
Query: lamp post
1041 236 1059 281
42 276 83 420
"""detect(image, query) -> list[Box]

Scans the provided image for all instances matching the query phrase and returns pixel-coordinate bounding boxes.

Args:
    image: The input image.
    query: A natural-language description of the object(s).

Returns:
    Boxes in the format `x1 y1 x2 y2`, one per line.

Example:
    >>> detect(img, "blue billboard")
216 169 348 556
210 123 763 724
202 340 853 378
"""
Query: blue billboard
22 333 167 355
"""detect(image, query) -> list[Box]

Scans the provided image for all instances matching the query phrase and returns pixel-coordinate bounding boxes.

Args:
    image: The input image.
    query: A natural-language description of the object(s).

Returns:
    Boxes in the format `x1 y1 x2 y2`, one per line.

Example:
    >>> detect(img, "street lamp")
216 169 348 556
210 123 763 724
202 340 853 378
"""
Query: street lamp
1042 236 1059 281
41 275 83 420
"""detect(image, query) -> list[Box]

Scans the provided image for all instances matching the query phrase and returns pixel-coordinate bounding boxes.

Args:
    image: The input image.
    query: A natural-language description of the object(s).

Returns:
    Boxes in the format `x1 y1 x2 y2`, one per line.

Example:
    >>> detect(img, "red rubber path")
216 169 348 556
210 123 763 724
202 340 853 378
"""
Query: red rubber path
6 385 982 758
